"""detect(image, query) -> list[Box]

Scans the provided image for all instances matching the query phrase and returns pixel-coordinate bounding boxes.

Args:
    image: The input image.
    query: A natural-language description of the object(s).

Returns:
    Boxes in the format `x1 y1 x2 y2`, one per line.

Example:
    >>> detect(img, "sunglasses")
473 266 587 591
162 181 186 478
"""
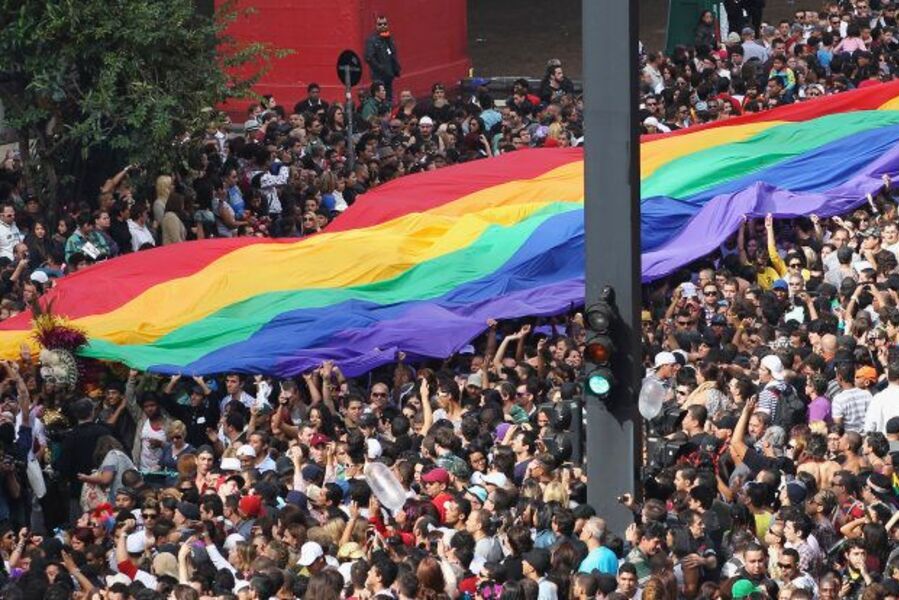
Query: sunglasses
704 291 717 296
778 563 795 569
142 513 157 519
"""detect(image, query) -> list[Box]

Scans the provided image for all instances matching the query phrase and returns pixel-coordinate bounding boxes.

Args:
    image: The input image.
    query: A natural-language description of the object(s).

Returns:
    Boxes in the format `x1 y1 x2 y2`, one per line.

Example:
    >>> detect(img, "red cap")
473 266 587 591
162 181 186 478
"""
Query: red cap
310 433 331 447
421 468 450 484
239 494 263 518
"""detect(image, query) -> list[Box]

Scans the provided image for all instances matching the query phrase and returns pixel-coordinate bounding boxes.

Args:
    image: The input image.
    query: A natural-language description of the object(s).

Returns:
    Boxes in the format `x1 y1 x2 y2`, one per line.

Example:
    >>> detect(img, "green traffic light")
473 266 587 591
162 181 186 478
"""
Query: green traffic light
588 373 611 396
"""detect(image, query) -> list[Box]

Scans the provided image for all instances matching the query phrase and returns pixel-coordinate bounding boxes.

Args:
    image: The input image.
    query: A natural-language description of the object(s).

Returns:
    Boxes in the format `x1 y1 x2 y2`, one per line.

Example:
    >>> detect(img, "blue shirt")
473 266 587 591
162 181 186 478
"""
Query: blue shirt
227 185 246 219
579 545 618 575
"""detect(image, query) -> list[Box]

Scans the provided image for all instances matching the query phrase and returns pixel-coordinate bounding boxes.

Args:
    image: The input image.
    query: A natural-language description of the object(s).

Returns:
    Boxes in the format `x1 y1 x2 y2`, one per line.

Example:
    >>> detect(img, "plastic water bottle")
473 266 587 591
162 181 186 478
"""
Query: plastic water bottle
364 462 406 514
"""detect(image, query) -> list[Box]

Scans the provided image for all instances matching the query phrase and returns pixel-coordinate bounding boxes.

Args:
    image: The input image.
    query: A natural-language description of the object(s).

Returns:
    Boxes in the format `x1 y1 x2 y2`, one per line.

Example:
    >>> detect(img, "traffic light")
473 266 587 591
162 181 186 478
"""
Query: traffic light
584 286 619 402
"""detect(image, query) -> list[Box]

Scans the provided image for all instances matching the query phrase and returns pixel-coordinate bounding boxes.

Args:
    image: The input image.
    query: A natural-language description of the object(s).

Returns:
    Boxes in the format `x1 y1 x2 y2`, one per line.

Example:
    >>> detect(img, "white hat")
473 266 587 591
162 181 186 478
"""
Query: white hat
298 541 324 566
654 352 677 368
483 472 508 488
419 116 434 126
29 271 49 284
126 531 146 554
220 457 241 472
760 354 785 381
236 444 256 459
223 533 246 551
106 573 132 587
642 116 670 133
366 438 383 460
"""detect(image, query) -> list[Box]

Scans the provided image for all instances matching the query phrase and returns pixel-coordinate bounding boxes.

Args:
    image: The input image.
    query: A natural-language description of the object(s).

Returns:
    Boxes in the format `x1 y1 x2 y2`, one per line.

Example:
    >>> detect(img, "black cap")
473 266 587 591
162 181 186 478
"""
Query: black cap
275 456 295 477
713 414 739 430
177 502 200 521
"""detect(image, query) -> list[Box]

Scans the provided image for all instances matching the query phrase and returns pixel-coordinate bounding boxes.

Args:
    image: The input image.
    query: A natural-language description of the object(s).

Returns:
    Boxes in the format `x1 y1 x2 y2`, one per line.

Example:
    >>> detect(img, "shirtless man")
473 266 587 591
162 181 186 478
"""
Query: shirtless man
840 431 867 474
797 433 840 489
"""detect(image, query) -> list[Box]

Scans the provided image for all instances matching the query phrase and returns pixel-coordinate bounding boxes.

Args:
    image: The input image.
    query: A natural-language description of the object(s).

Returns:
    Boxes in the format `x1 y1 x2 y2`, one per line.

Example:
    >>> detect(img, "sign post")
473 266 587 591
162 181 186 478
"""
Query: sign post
336 50 362 170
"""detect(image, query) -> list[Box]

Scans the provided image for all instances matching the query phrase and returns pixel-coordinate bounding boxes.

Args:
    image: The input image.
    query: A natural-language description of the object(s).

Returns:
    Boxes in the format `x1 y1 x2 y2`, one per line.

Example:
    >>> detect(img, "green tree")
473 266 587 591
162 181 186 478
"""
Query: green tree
0 0 278 216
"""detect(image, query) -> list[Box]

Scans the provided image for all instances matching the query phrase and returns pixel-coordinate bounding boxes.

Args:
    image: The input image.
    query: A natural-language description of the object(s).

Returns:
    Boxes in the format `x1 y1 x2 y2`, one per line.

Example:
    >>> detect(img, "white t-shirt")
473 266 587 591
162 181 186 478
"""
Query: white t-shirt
139 419 166 471
127 220 155 252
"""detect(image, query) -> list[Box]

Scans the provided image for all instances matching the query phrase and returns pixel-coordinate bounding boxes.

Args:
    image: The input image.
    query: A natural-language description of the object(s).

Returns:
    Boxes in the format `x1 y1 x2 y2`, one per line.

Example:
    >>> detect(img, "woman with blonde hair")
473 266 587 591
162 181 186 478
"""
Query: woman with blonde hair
152 174 174 228
161 420 194 473
543 481 569 506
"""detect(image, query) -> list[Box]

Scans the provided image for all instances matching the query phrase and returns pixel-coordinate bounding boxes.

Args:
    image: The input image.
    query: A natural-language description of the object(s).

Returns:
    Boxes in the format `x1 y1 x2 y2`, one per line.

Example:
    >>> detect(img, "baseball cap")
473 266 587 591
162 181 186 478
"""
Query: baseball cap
466 485 489 504
220 457 241 472
856 365 878 382
126 531 146 554
419 116 434 126
177 502 200 521
760 354 785 381
236 445 256 459
654 352 677 367
732 579 761 599
298 541 324 566
238 494 263 518
785 480 807 505
421 468 450 484
310 433 331 447
483 472 508 488
772 279 788 290
29 271 49 284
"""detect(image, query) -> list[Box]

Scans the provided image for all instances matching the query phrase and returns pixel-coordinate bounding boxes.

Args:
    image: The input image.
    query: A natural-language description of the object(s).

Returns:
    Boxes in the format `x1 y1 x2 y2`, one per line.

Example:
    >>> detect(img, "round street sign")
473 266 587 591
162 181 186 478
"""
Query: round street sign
336 50 363 87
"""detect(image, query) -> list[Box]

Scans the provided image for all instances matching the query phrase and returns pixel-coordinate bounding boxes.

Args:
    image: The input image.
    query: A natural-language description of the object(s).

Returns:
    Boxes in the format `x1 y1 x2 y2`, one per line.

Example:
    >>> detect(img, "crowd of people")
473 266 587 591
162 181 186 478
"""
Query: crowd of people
0 4 895 600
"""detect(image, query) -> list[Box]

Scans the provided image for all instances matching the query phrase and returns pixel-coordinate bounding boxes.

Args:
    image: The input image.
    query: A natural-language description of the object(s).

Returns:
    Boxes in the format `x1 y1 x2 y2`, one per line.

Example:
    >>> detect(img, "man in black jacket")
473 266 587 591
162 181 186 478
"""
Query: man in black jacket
56 397 111 520
158 375 220 450
364 15 401 102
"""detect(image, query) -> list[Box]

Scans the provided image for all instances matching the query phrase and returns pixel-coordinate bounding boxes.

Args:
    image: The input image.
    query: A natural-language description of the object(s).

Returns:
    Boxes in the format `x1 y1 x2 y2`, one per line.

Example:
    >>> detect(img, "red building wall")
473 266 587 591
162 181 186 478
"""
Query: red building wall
217 0 470 115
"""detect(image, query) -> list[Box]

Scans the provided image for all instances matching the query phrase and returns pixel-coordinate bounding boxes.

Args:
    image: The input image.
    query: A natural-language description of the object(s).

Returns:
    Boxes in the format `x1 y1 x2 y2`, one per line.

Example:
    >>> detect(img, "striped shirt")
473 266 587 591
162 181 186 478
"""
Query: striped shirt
831 387 873 432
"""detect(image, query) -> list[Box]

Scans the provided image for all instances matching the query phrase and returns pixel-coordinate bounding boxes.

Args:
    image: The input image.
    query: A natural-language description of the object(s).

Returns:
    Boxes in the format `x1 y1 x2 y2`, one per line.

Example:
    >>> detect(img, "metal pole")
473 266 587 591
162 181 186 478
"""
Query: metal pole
582 0 642 534
343 66 356 170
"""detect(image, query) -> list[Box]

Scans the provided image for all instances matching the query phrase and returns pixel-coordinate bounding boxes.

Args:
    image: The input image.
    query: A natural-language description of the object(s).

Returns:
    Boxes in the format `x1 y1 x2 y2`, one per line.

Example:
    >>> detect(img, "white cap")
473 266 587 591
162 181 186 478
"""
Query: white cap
236 444 256 458
654 352 677 368
220 457 241 472
106 573 132 587
419 116 434 126
298 541 324 566
223 533 246 551
761 354 785 381
366 438 383 460
681 282 698 297
483 472 508 488
29 271 49 284
126 531 146 554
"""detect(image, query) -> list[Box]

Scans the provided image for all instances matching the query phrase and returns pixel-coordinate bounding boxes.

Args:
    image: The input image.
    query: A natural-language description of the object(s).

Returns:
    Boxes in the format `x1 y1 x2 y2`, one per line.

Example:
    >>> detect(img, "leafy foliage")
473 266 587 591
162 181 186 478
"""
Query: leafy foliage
0 0 278 207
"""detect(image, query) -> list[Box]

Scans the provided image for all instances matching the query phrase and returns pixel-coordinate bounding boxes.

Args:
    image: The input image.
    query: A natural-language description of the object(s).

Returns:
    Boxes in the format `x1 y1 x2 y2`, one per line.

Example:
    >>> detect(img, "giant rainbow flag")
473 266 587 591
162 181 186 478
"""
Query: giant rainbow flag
1 82 899 375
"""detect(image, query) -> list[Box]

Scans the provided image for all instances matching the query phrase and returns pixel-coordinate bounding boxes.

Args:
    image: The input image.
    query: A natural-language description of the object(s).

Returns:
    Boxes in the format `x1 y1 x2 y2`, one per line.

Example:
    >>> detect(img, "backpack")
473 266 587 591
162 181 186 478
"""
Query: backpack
771 383 807 430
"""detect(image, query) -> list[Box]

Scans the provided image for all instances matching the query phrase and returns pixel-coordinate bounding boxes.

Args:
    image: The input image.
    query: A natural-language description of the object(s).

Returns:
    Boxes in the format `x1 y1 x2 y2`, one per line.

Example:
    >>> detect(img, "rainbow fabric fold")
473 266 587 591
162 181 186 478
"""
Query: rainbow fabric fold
641 80 899 278
0 150 586 376
2 82 899 375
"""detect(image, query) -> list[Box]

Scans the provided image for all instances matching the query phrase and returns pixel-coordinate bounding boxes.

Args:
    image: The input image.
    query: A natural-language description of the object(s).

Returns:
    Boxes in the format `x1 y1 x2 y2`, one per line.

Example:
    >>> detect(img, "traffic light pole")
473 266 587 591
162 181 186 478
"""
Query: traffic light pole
582 0 642 534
